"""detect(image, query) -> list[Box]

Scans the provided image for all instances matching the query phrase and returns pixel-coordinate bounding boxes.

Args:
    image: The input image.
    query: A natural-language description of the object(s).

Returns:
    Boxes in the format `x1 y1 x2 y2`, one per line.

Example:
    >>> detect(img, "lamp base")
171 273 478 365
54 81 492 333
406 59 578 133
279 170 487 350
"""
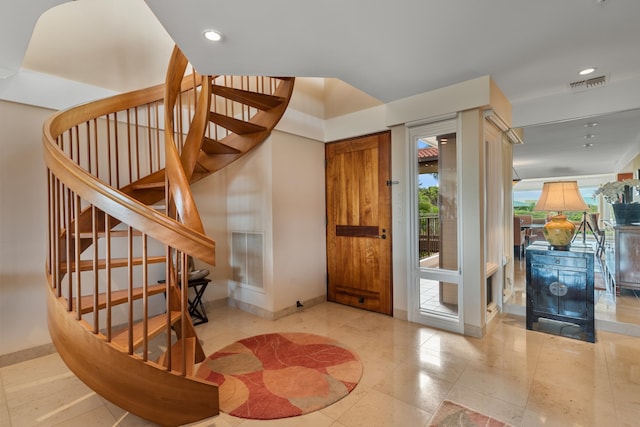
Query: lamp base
542 214 576 250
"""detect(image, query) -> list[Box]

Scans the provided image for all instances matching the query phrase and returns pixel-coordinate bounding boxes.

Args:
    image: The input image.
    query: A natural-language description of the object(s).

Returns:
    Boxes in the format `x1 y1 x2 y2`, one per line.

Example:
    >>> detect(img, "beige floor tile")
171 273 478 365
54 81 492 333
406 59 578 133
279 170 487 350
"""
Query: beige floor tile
4 301 640 426
319 384 368 421
0 352 69 389
236 410 335 427
336 389 431 427
524 376 617 427
102 405 157 426
455 358 534 408
182 413 251 427
8 389 106 427
445 384 525 426
373 360 454 413
354 354 396 389
602 337 640 384
401 346 471 384
419 331 483 362
609 381 640 416
53 405 117 426
615 404 640 427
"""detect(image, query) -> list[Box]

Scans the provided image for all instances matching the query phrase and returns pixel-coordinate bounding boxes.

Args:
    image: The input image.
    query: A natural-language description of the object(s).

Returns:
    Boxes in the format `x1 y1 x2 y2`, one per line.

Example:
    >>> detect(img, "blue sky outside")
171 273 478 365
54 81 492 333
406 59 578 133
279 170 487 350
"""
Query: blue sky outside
419 174 438 188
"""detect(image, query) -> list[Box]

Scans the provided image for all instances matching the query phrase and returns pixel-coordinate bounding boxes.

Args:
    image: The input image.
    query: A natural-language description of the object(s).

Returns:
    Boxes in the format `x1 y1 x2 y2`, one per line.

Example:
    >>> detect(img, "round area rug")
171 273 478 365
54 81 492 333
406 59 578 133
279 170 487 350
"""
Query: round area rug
195 332 363 420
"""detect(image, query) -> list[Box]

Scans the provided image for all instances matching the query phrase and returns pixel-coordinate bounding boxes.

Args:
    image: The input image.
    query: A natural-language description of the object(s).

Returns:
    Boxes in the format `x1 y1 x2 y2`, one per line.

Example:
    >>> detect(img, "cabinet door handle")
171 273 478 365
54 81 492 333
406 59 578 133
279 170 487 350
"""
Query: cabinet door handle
549 281 568 296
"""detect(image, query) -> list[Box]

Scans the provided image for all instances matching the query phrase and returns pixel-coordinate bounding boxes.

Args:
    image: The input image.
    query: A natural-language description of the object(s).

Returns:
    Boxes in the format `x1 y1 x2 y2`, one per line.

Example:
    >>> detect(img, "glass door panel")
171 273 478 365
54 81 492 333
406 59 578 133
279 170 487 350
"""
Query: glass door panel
410 119 461 331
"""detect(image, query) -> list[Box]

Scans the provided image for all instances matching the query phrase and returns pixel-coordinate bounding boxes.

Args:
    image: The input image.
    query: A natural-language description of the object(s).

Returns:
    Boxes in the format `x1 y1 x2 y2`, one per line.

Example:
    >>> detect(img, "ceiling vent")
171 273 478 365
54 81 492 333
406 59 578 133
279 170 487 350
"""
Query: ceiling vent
568 75 608 92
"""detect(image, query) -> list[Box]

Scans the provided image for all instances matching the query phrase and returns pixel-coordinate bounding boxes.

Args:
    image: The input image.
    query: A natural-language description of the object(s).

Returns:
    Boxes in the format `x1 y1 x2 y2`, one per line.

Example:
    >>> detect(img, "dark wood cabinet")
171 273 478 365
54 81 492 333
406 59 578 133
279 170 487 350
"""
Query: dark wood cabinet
526 244 595 342
615 226 640 291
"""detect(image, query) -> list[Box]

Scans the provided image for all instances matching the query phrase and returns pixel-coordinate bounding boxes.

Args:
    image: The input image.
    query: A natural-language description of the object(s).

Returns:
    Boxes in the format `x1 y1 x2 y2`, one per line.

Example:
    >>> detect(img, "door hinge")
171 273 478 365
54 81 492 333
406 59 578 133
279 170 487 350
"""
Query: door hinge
386 180 399 186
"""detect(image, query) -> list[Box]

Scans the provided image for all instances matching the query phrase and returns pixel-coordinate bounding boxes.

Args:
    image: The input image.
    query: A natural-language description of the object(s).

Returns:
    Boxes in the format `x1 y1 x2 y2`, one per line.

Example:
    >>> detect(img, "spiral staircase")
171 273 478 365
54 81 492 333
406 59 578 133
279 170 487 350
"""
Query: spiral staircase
42 45 294 426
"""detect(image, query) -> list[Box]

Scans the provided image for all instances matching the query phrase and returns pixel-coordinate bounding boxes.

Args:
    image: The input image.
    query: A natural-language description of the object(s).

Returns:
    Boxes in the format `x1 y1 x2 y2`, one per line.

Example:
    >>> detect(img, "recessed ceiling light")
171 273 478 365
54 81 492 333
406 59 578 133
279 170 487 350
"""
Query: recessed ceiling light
203 30 222 42
584 134 596 139
584 122 598 128
579 67 596 76
584 143 595 148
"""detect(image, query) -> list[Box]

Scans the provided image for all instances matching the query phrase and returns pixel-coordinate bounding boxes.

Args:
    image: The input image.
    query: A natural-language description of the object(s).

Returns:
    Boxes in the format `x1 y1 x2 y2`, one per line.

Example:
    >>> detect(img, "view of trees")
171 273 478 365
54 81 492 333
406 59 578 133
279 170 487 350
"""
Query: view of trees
418 186 439 215
514 201 596 222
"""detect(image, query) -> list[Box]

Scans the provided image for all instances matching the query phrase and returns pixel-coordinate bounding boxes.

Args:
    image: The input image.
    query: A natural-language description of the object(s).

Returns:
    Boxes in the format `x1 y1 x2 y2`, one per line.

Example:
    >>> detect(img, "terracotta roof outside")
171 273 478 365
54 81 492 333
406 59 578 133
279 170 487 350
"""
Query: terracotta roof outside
417 147 438 160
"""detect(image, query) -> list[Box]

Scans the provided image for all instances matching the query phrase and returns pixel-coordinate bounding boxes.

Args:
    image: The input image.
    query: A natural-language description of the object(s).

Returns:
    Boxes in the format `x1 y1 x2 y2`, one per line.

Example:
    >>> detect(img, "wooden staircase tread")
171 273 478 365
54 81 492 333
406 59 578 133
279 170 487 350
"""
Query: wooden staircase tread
201 136 242 155
59 256 165 273
157 337 197 376
74 283 167 314
131 181 164 190
211 85 285 110
111 311 181 351
208 112 266 135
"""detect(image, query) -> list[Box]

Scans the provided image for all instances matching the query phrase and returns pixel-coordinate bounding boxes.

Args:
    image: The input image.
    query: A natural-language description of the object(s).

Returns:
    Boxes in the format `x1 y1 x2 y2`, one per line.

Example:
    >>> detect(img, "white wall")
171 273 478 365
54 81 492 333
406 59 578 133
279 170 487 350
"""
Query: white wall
221 130 327 315
224 140 275 311
271 131 326 312
191 168 230 304
0 100 53 355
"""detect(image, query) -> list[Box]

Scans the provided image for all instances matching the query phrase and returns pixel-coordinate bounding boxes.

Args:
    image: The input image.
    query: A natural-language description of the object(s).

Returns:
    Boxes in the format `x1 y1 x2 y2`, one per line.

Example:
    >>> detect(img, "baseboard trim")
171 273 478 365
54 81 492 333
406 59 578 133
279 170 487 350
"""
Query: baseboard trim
0 342 57 368
227 295 327 320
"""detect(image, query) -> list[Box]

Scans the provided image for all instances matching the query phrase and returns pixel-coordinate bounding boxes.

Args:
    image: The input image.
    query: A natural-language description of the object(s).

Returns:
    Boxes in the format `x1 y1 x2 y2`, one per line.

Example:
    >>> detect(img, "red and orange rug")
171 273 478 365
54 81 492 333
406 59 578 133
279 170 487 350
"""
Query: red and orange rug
195 332 362 419
428 400 513 427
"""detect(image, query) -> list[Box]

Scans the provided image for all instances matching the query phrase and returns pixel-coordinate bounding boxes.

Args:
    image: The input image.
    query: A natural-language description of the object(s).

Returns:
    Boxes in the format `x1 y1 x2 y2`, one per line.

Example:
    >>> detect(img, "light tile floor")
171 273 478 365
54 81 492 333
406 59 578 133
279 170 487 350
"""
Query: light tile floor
2 301 640 426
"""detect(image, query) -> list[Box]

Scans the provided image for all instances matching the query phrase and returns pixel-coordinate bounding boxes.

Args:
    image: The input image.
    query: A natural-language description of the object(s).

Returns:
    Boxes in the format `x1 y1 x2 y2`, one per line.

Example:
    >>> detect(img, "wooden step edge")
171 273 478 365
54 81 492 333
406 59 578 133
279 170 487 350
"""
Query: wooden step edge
208 112 266 135
211 85 285 110
157 336 197 376
201 136 241 155
111 311 181 352
74 283 168 314
59 255 165 273
131 181 164 190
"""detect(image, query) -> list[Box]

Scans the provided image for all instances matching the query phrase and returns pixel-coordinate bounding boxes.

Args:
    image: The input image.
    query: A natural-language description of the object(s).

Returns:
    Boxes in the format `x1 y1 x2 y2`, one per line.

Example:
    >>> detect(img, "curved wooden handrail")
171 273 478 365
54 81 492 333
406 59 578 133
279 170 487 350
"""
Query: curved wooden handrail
163 45 207 233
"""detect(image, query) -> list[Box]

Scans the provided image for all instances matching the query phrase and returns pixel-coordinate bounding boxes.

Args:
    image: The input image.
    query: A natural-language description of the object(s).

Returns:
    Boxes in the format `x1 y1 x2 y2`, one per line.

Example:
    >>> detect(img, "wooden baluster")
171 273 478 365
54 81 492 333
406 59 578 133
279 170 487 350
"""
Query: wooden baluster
127 225 134 355
126 108 133 185
165 246 172 371
74 193 81 320
53 177 61 296
113 112 120 189
92 205 99 333
65 186 72 311
134 106 140 181
92 118 99 179
154 101 161 171
142 233 149 361
105 213 112 341
181 250 188 376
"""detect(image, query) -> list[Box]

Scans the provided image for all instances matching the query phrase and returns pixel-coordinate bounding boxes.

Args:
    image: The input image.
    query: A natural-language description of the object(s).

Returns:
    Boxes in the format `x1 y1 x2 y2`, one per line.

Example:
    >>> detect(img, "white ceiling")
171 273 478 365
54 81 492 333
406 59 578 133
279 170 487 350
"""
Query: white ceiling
2 0 640 181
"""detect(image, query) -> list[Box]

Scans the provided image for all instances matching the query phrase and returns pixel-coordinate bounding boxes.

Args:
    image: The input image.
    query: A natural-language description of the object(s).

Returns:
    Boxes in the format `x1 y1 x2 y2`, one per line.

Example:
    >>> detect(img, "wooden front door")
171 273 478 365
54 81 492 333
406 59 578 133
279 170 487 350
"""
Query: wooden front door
325 131 392 315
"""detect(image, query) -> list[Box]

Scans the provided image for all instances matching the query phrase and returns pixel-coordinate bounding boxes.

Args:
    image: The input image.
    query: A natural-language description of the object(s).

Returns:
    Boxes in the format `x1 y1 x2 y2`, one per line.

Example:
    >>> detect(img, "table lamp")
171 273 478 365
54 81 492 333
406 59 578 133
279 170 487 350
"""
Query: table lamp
533 181 588 250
